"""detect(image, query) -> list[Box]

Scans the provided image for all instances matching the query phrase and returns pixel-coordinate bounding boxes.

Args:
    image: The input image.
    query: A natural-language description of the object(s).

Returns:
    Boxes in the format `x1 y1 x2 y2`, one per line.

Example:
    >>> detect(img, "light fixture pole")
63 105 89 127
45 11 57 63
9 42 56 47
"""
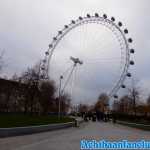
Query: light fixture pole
58 75 63 119
58 56 83 119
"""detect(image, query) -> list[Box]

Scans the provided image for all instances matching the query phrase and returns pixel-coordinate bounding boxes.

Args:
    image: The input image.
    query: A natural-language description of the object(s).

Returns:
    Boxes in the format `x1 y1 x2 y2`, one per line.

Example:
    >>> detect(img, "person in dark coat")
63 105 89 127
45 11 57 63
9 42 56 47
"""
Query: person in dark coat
92 112 96 122
84 112 88 122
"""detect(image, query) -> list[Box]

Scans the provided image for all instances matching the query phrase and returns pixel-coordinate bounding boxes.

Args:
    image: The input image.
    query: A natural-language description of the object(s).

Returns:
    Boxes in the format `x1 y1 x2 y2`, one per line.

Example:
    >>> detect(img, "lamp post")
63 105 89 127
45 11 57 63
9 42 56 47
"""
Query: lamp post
58 56 83 119
58 75 63 118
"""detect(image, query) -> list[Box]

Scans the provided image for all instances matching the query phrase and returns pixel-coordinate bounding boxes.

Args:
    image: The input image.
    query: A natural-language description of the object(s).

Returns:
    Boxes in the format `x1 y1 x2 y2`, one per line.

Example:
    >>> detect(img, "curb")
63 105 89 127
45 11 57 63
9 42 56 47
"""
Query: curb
0 122 74 138
117 120 150 127
116 120 150 130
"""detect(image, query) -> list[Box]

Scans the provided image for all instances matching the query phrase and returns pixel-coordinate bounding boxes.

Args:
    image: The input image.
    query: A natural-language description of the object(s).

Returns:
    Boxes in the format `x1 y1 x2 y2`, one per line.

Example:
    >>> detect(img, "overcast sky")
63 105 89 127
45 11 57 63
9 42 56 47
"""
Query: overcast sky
0 0 150 104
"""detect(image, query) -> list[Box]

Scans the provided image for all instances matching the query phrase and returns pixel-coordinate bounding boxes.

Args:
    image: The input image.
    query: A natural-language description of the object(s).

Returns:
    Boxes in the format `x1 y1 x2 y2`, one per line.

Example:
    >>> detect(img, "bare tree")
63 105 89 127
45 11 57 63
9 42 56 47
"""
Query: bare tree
116 95 132 113
39 80 56 114
146 95 150 116
128 78 140 116
0 50 5 73
78 104 89 113
11 73 19 81
95 93 109 112
147 95 150 106
20 61 42 114
60 93 71 114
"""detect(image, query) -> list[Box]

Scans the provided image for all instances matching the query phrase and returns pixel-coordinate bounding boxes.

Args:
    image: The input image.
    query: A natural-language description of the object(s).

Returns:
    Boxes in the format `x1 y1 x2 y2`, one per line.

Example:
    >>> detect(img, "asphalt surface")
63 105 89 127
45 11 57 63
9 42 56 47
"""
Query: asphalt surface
0 121 150 150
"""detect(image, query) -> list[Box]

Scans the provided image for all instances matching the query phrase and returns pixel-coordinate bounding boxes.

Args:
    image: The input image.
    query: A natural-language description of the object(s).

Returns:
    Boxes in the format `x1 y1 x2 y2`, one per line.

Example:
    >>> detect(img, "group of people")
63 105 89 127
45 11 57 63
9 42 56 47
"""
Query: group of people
81 110 110 122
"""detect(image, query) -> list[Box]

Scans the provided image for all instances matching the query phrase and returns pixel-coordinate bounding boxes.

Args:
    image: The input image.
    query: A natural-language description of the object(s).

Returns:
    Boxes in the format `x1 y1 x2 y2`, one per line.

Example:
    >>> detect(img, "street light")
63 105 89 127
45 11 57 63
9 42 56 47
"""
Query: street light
58 75 63 118
58 56 83 118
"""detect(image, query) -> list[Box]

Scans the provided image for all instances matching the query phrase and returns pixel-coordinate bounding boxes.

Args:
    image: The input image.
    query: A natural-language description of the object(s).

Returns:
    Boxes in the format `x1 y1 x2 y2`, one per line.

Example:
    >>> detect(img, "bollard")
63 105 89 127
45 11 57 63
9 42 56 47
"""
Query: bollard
75 119 79 127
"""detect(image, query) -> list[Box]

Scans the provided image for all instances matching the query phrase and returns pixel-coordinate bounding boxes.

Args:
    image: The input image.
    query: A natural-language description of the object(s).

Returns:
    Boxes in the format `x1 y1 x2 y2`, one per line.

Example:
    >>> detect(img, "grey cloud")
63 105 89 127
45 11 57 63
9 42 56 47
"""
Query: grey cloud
0 0 150 104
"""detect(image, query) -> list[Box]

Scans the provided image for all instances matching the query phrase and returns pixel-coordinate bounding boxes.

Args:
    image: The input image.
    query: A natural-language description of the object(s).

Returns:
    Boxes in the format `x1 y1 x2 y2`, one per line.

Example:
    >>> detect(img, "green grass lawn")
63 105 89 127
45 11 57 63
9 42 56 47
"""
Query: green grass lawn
0 114 74 128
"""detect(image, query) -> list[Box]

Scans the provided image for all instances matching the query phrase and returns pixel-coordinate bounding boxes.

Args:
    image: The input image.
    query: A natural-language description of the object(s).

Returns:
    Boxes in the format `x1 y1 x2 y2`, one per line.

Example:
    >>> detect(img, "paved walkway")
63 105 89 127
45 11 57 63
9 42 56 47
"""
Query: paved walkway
0 122 150 150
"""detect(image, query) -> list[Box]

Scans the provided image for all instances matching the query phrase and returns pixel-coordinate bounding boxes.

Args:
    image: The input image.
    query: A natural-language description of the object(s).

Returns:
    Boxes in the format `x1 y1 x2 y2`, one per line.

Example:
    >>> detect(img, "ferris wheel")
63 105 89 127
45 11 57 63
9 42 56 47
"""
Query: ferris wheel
40 13 135 100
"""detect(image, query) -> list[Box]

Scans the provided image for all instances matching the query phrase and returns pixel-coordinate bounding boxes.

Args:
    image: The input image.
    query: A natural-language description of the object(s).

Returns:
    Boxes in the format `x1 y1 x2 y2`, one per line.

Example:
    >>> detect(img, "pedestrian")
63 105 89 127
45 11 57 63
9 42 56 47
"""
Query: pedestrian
84 112 88 122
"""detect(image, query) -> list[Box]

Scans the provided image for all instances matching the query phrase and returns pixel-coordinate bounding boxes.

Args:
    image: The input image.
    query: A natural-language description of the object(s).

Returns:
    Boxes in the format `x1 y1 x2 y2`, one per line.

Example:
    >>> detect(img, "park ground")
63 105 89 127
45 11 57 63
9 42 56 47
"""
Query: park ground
0 121 150 150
